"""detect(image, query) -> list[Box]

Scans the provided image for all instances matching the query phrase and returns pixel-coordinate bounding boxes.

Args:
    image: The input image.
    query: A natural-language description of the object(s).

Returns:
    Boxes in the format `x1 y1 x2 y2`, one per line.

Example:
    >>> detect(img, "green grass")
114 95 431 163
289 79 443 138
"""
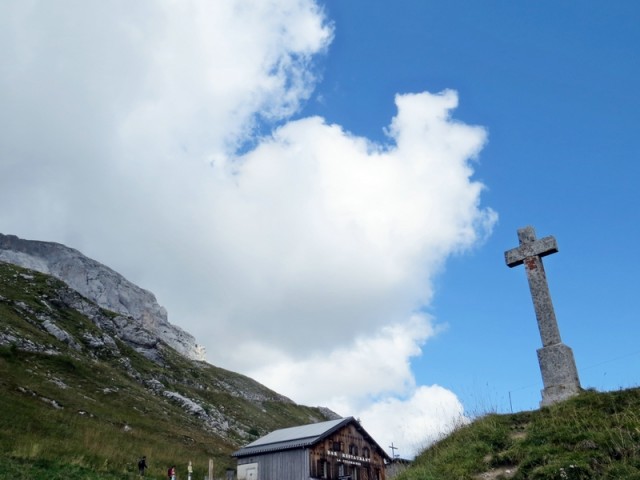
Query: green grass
0 261 332 479
0 342 232 479
399 388 640 480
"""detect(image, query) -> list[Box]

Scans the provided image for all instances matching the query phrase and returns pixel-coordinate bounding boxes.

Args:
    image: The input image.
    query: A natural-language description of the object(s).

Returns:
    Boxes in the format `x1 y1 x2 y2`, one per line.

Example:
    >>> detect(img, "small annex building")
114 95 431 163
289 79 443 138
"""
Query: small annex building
232 417 390 480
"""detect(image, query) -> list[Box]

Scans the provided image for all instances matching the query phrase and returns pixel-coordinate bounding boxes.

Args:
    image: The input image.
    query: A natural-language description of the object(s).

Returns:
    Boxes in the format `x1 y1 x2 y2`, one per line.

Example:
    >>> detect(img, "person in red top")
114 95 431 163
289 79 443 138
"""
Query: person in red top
168 465 176 480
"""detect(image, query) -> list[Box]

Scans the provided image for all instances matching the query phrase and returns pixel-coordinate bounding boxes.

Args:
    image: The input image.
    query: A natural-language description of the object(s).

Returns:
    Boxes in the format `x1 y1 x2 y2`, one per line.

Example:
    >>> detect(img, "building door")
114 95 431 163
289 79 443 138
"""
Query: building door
246 467 257 480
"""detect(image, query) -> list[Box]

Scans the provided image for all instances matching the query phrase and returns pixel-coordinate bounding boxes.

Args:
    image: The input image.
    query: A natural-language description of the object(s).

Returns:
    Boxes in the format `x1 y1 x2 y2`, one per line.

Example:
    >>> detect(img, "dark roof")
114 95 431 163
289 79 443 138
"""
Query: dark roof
232 417 390 461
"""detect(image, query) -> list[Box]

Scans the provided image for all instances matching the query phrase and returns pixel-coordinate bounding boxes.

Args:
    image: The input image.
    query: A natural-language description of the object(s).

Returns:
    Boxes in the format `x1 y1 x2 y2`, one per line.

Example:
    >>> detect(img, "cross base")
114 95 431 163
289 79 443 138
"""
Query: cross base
537 343 581 407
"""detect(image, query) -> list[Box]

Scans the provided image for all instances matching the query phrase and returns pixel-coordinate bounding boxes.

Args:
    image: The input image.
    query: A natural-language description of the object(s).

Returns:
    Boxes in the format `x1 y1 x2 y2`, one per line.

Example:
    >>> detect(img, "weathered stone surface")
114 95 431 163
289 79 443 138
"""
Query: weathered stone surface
505 226 561 347
537 343 581 406
0 233 206 361
41 318 82 351
505 226 581 406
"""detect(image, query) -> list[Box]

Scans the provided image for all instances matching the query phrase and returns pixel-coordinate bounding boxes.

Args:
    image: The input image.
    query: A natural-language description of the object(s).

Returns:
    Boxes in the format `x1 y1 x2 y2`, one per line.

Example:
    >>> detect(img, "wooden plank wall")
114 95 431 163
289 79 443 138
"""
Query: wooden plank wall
308 424 386 480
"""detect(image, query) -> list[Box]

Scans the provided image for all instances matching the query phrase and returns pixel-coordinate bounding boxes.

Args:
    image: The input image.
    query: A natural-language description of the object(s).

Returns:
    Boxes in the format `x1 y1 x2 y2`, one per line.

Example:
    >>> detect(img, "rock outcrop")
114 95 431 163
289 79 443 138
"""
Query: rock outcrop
0 233 206 361
0 260 338 450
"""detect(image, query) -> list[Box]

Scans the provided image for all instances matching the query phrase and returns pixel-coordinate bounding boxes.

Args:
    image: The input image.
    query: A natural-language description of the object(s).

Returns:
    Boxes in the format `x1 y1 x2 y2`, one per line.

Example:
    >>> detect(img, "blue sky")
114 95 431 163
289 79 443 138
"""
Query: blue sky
304 1 640 414
1 0 639 458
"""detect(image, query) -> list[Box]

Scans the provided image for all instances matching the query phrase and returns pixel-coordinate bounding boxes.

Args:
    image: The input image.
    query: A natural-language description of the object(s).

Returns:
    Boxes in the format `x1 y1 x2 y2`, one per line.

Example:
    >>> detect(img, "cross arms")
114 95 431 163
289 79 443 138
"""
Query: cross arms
505 229 558 268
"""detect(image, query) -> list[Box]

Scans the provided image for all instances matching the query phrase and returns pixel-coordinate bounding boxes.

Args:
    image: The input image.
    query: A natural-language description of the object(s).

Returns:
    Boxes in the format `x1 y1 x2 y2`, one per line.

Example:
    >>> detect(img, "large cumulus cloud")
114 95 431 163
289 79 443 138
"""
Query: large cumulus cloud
0 0 495 457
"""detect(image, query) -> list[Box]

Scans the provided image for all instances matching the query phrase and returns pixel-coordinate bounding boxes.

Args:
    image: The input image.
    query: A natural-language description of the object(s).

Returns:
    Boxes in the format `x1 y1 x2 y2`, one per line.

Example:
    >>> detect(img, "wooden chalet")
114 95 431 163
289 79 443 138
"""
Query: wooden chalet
232 417 390 480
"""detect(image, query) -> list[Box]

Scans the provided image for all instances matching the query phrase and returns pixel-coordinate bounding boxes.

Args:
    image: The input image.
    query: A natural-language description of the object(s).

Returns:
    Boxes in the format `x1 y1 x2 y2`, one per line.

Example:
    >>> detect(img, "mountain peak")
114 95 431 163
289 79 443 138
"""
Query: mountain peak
0 233 206 362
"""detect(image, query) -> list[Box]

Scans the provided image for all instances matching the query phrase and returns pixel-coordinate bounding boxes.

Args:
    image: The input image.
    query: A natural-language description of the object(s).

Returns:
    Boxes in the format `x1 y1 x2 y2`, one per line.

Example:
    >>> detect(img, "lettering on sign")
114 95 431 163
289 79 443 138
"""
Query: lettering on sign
326 450 369 466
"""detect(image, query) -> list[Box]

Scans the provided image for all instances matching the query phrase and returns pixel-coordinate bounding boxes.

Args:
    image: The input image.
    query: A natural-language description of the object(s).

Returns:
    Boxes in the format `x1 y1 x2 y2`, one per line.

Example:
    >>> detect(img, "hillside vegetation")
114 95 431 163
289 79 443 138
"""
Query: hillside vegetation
399 387 640 480
5 259 640 480
0 261 332 479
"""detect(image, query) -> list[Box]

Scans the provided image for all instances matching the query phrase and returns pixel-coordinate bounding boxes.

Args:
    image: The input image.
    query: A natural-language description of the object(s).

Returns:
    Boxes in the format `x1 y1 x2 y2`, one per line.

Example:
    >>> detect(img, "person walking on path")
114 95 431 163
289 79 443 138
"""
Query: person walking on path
168 465 176 480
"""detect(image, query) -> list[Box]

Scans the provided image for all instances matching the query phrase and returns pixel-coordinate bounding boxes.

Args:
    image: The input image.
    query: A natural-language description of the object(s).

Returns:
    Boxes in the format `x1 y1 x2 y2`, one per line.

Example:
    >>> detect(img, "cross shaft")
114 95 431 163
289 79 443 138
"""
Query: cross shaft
505 226 561 347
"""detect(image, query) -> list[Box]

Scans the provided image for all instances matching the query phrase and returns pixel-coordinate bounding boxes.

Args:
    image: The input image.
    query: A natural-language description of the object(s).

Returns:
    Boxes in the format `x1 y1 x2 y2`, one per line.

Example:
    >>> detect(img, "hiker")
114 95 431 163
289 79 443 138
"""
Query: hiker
138 456 147 476
188 460 193 480
168 465 176 480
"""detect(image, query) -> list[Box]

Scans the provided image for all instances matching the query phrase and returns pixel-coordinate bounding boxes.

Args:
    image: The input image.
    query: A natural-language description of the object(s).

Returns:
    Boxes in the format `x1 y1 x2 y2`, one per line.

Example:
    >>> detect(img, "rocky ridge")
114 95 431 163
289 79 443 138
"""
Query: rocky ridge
0 233 205 362
0 260 337 450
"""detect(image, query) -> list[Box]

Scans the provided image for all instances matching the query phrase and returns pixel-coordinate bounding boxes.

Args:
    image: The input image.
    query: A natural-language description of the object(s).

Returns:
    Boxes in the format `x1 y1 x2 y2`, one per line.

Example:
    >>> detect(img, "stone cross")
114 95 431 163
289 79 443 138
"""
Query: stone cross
505 226 561 347
505 226 581 406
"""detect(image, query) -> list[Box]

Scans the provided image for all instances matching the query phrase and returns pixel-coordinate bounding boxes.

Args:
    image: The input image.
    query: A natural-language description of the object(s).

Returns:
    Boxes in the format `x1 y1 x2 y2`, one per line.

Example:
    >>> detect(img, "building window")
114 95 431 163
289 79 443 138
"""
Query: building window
350 465 359 480
349 444 358 456
317 459 329 479
362 447 370 459
332 441 343 452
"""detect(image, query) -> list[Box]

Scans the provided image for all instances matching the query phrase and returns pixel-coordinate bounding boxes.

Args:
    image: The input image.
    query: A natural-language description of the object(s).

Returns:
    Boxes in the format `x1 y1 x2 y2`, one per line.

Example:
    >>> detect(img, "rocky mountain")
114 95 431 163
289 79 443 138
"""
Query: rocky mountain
0 233 205 362
0 258 338 477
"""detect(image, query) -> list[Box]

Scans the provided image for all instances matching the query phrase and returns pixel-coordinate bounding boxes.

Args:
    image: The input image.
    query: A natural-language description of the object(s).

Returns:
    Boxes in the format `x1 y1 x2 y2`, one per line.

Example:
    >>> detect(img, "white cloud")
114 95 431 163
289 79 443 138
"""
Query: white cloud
244 314 466 459
358 385 469 459
250 314 436 408
0 0 496 453
200 91 495 366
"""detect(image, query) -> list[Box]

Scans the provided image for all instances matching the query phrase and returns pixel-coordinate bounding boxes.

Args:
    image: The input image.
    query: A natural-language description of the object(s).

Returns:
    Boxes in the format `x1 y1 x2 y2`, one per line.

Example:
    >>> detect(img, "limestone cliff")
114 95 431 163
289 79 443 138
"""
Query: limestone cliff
0 233 206 362
0 260 338 458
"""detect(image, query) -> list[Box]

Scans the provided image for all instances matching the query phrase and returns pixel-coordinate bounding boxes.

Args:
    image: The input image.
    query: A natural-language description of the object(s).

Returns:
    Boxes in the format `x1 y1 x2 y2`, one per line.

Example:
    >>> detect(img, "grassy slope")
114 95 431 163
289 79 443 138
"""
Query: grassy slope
0 262 329 479
399 387 640 480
